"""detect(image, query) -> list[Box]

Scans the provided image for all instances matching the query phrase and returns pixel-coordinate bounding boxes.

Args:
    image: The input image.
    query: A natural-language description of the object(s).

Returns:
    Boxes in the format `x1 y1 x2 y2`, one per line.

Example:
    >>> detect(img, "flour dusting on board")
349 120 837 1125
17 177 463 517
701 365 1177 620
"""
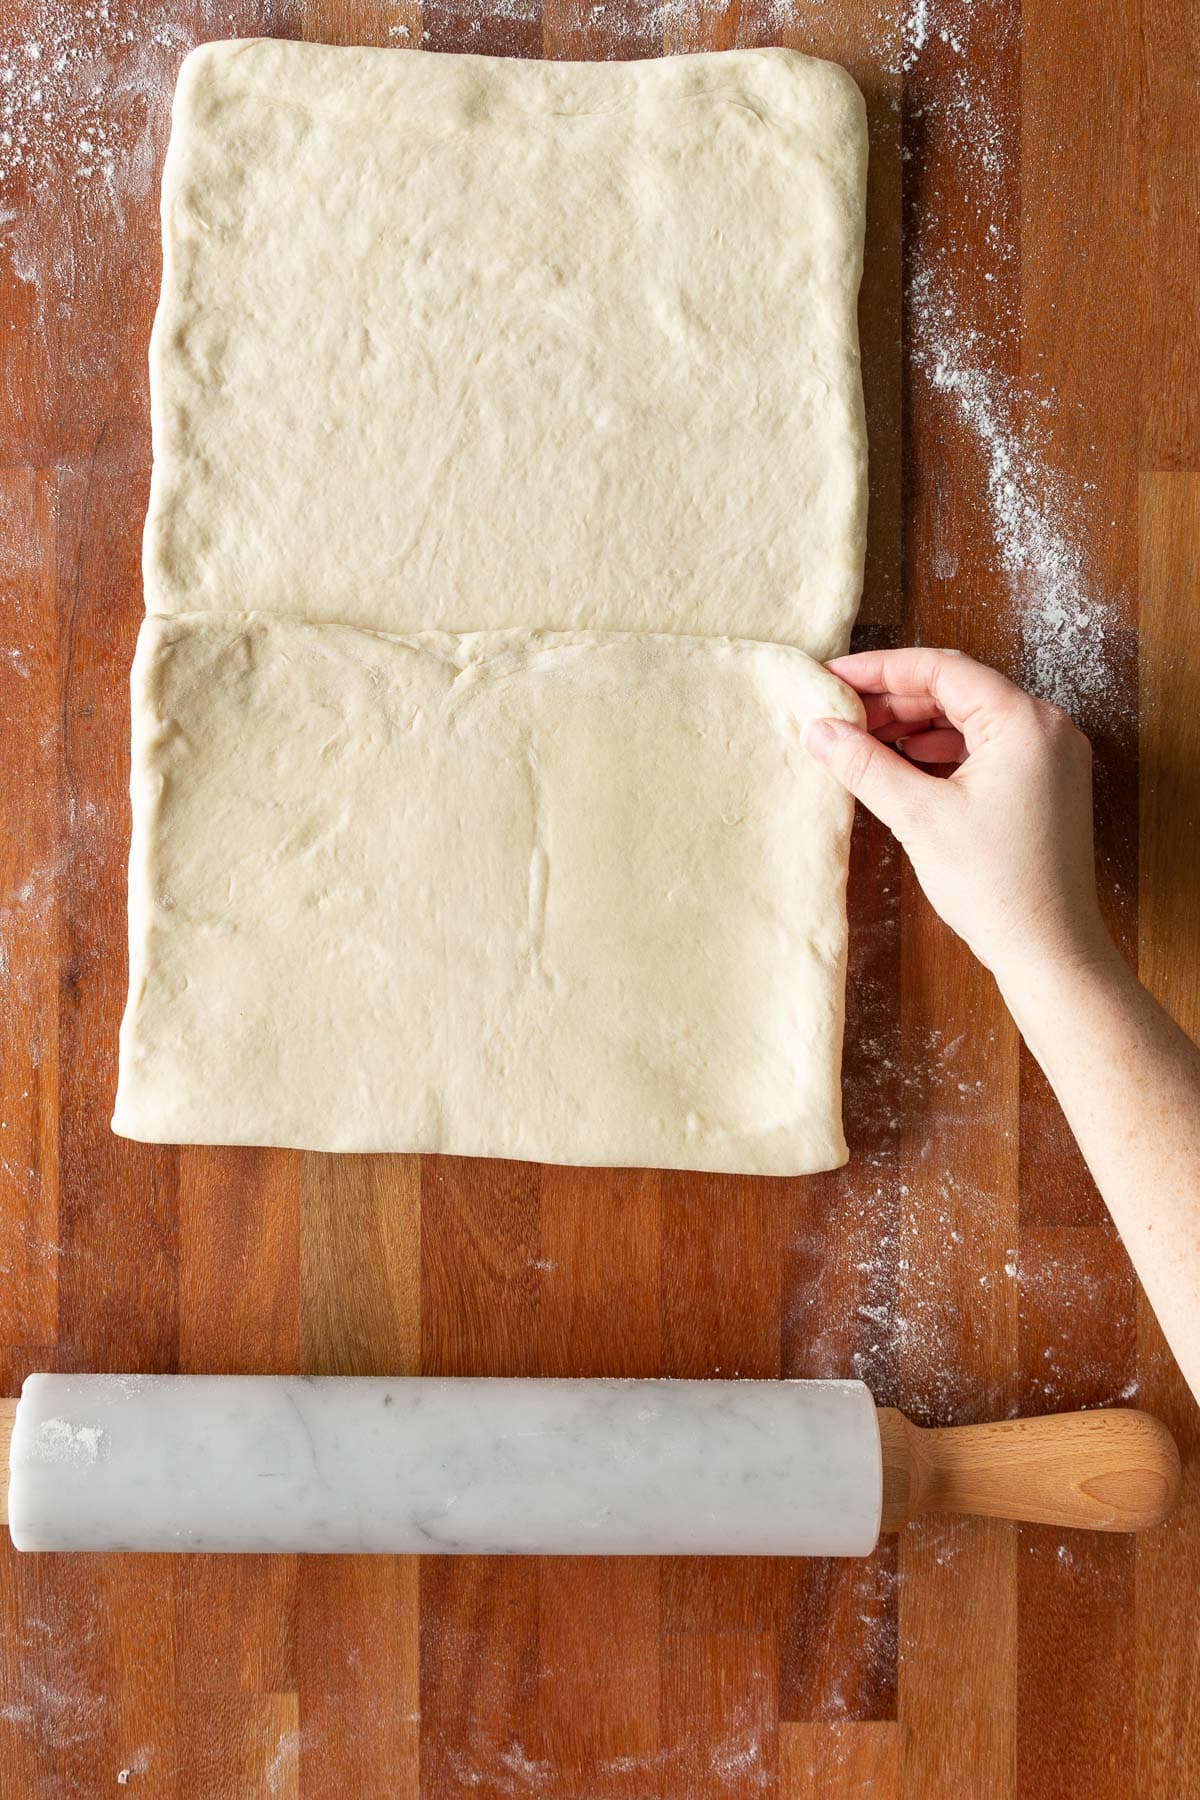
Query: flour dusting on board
0 0 190 281
901 0 1121 718
265 1728 301 1796
913 279 1114 713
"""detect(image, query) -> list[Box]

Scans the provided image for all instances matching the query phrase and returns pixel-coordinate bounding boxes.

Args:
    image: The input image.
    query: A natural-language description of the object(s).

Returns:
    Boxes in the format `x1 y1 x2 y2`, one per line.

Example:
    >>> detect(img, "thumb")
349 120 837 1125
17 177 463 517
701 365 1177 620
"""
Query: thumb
805 717 929 834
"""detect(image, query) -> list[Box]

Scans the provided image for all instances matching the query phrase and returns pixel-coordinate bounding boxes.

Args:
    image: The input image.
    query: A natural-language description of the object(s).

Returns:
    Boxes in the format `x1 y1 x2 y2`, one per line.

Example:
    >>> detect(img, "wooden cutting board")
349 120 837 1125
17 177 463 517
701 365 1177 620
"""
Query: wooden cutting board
1 0 1198 1794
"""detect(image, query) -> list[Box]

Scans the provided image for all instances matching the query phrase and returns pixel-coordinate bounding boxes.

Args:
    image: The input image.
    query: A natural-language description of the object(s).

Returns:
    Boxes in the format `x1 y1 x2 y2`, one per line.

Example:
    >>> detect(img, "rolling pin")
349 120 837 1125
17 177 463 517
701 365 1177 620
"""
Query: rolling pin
1 1375 1180 1556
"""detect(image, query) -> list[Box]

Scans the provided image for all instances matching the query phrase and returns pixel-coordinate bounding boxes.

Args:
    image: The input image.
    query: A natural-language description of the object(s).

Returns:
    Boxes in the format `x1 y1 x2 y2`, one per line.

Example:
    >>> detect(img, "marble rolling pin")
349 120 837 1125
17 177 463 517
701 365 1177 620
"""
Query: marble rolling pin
1 1376 1180 1556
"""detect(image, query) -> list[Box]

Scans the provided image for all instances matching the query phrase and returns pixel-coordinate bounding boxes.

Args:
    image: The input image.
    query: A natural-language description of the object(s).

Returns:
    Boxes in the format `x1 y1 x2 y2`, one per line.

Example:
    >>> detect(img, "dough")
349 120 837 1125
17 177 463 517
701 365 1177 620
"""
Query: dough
112 616 862 1173
119 43 870 1170
145 40 868 660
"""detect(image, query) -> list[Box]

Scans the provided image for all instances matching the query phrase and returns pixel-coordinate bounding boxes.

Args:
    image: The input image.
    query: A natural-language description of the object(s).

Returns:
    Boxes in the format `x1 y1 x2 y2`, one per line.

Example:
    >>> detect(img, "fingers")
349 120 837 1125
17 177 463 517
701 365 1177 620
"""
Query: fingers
826 648 1026 740
805 717 930 834
859 691 949 734
862 691 954 733
898 727 968 764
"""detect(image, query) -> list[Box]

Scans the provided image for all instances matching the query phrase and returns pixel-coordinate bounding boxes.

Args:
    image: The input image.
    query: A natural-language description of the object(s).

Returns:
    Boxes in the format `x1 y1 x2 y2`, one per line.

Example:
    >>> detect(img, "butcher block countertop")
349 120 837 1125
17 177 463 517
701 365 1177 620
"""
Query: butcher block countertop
1 0 1198 1794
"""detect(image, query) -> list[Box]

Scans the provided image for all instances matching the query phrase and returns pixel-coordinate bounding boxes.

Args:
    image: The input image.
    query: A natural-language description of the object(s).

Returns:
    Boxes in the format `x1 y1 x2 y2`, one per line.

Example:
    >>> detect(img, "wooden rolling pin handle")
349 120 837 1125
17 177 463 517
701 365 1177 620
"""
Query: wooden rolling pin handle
878 1405 1181 1534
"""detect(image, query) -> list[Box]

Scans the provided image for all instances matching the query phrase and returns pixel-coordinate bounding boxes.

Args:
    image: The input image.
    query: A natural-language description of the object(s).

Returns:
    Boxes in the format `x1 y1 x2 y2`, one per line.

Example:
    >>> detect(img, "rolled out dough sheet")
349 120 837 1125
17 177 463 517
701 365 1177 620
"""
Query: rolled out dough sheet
112 617 862 1173
145 39 868 660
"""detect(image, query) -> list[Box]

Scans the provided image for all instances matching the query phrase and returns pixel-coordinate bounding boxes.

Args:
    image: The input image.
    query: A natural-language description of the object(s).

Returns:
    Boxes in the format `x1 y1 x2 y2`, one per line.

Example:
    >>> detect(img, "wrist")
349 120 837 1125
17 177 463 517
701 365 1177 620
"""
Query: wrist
989 921 1129 1022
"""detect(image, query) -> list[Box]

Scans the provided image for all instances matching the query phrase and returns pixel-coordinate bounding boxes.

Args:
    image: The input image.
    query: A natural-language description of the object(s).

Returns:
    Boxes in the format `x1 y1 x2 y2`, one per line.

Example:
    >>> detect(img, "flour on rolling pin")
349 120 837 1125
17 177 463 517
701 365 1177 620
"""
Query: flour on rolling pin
7 1374 883 1557
27 1417 105 1464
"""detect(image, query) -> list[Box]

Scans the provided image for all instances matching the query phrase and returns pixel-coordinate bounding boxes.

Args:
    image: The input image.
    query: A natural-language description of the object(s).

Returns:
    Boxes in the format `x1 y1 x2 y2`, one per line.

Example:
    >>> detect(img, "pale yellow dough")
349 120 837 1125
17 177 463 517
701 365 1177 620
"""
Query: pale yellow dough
113 617 861 1173
144 39 868 659
120 41 870 1170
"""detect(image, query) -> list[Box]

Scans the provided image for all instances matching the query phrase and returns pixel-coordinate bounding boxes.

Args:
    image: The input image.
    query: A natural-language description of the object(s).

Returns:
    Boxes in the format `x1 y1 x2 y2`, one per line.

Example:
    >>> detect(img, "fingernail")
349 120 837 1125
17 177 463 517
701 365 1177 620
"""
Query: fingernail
805 718 840 760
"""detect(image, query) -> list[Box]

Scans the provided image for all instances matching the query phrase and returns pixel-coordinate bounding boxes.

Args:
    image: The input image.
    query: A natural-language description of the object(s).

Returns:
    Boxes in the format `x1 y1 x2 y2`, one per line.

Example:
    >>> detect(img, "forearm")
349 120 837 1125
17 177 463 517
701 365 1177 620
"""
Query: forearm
810 648 1200 1401
996 940 1200 1403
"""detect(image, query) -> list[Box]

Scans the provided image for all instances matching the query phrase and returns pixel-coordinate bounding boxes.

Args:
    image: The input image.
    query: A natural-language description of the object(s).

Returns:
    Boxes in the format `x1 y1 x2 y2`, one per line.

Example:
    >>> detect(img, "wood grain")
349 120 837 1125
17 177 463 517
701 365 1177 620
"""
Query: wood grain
534 1558 660 1793
0 469 58 1352
1135 471 1200 1798
1140 0 1200 471
660 1628 779 1798
781 1720 898 1798
0 0 1198 1794
178 1690 299 1799
180 1149 301 1377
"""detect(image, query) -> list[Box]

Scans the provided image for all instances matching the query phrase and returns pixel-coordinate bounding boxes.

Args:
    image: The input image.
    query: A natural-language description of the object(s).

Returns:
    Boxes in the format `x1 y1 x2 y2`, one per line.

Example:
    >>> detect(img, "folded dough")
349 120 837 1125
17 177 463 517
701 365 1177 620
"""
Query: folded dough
112 616 861 1173
121 43 870 1169
145 40 868 660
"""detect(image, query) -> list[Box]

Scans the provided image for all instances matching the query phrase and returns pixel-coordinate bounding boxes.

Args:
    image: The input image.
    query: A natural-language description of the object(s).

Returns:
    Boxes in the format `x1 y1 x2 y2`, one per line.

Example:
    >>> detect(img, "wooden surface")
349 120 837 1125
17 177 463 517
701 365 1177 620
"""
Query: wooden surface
0 0 1197 1794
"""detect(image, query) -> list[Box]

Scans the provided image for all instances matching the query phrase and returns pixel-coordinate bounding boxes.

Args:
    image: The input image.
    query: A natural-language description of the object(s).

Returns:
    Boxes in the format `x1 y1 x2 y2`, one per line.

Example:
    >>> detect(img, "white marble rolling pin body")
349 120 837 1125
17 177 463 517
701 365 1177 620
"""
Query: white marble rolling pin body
8 1374 882 1557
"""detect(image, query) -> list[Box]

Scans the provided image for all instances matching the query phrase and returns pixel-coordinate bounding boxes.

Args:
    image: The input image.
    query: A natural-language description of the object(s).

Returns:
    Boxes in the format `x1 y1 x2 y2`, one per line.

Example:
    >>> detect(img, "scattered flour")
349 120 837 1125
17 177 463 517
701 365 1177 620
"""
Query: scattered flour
115 1743 152 1786
498 1741 554 1788
711 1733 769 1788
910 273 1118 716
0 0 188 285
265 1727 300 1797
902 0 1120 718
428 0 820 47
901 0 930 70
0 1675 108 1752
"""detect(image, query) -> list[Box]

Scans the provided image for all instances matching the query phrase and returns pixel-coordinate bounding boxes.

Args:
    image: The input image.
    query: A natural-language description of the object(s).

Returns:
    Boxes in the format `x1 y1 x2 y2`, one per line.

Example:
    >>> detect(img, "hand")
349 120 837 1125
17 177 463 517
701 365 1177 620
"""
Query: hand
805 647 1113 982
